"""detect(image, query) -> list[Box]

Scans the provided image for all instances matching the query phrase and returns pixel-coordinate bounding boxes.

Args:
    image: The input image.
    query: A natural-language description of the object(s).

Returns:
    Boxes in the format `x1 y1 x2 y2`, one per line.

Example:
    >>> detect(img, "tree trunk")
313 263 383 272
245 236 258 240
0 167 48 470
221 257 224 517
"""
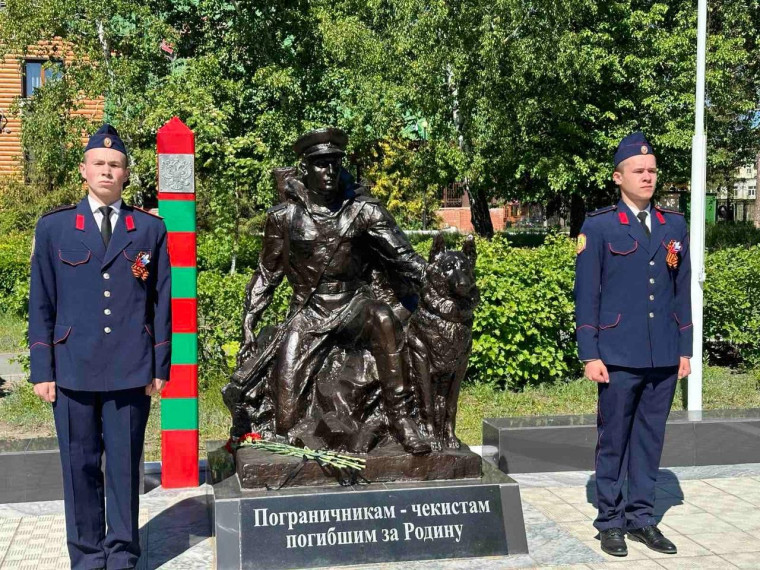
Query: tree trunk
467 184 494 238
569 193 586 237
230 180 240 276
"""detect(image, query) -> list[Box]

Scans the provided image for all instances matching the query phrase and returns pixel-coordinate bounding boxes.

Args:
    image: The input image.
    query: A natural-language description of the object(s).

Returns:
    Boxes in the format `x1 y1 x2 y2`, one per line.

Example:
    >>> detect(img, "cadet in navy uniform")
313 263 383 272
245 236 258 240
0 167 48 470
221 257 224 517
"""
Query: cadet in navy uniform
28 125 171 569
575 132 691 557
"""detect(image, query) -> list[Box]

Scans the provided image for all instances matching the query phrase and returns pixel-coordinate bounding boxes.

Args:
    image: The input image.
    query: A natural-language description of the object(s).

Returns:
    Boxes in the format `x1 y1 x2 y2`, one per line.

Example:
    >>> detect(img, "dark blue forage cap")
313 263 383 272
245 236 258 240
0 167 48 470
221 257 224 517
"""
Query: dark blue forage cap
614 131 653 167
85 124 127 156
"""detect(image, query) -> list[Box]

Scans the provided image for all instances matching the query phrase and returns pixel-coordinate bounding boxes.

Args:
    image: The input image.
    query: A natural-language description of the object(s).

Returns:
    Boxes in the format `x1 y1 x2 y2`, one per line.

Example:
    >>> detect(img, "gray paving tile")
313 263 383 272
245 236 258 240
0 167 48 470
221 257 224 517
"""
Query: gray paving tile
521 501 552 525
662 512 743 535
587 561 665 569
687 531 760 555
720 552 760 569
0 518 20 565
527 522 604 566
656 554 740 569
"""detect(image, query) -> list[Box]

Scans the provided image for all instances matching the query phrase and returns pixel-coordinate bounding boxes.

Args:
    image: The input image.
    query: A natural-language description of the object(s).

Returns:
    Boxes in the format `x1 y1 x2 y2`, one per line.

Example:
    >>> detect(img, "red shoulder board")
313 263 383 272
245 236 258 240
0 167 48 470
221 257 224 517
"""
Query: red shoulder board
618 211 629 225
132 205 163 219
40 204 76 219
655 206 684 216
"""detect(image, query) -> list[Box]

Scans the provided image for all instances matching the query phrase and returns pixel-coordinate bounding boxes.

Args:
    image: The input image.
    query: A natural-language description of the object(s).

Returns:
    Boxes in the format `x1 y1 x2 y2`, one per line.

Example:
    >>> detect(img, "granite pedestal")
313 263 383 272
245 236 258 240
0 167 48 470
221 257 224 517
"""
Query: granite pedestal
209 442 528 569
0 437 146 503
483 409 760 473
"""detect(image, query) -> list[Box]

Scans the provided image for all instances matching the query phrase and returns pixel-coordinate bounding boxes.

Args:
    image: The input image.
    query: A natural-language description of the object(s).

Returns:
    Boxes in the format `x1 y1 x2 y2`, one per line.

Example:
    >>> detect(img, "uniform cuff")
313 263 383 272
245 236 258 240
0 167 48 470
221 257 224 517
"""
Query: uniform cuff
153 341 172 381
29 343 55 384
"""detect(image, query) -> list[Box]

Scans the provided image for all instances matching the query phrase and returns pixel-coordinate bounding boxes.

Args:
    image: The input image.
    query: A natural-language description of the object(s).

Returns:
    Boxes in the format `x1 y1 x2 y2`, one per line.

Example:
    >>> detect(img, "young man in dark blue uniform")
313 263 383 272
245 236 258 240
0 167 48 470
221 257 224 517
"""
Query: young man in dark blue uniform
28 125 171 569
575 132 692 557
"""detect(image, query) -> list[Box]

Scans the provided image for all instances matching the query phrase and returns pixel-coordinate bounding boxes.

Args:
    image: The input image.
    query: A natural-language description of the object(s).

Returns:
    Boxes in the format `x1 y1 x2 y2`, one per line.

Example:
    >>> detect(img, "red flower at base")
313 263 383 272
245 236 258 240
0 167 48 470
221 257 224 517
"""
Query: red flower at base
223 432 262 454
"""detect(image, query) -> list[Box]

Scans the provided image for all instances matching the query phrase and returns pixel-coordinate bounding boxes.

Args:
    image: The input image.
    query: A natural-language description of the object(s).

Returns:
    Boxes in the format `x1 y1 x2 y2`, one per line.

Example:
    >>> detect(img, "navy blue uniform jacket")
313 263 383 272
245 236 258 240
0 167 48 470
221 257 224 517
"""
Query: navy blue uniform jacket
574 200 692 368
29 197 172 391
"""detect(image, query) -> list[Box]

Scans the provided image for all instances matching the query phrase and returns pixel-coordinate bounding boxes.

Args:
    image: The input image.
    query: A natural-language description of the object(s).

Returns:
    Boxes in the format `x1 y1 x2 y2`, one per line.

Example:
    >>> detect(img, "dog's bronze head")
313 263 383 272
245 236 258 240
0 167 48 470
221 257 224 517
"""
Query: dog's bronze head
426 233 478 300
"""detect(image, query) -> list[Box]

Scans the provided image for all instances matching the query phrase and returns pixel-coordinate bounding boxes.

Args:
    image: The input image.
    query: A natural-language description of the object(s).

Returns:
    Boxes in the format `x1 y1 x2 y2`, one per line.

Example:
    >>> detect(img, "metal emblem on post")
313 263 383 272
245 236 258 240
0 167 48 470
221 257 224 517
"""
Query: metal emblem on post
158 154 195 193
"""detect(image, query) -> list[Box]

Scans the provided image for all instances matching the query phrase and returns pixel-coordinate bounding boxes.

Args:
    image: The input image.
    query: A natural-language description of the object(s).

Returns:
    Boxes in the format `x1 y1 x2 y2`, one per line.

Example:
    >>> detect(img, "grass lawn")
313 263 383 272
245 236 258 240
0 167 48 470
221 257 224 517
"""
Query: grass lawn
1 365 758 461
0 312 25 352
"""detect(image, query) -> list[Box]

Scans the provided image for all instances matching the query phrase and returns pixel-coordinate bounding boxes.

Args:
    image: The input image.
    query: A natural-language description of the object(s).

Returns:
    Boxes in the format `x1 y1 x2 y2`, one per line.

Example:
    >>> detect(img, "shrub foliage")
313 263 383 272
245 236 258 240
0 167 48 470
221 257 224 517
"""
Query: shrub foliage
3 230 759 386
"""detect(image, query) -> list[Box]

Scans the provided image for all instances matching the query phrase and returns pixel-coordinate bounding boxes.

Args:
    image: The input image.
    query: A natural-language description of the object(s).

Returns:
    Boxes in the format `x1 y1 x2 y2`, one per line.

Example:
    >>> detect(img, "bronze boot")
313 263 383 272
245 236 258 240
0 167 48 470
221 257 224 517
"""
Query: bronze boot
376 350 432 455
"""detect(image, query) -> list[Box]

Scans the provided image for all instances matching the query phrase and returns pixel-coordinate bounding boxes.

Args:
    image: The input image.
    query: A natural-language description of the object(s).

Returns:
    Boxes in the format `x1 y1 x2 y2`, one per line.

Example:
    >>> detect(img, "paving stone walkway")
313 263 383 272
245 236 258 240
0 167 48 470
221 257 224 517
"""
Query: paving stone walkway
1 463 758 569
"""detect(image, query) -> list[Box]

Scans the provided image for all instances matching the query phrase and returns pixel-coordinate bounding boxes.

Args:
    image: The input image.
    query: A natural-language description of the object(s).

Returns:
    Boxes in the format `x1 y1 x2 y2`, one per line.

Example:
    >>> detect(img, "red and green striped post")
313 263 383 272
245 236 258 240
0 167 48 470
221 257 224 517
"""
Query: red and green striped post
157 117 198 488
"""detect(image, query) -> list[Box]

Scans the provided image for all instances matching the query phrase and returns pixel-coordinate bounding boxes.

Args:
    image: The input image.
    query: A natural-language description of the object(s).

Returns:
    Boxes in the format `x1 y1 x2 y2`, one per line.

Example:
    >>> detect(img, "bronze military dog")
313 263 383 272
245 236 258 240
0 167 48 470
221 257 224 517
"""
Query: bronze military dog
407 233 479 450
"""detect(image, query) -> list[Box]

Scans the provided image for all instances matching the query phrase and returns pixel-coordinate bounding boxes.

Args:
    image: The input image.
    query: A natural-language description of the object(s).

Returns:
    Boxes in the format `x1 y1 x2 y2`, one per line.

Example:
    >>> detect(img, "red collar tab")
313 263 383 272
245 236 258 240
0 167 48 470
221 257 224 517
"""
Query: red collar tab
75 214 85 231
125 215 136 232
618 211 629 225
655 210 666 224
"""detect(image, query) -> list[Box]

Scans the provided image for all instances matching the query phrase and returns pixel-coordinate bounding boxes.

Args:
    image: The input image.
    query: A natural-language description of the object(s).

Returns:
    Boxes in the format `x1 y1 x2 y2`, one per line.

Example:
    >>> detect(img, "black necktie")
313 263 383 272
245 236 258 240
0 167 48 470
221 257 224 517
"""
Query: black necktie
98 206 112 247
637 211 650 238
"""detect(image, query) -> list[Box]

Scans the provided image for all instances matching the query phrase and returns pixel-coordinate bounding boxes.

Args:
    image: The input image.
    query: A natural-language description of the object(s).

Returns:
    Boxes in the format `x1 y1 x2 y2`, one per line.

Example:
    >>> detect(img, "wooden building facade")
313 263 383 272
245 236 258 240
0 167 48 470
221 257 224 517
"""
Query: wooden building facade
0 42 103 176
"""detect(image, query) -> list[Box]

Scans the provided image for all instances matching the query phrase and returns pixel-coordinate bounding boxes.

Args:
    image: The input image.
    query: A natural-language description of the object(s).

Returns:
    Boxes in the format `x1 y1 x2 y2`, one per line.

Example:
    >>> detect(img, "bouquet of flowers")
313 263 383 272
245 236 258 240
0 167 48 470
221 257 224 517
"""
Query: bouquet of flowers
224 432 366 472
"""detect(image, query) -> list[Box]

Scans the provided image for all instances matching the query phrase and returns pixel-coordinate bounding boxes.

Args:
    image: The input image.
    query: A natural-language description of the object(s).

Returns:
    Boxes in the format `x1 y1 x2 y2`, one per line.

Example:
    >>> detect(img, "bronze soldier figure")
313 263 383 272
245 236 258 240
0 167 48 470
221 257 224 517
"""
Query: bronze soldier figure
229 128 431 455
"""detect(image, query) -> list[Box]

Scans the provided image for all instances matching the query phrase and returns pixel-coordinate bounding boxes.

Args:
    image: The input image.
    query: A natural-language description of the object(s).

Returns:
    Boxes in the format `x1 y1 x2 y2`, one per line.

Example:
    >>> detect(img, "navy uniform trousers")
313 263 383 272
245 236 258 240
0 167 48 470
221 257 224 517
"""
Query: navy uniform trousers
53 387 150 569
574 200 692 532
595 366 677 530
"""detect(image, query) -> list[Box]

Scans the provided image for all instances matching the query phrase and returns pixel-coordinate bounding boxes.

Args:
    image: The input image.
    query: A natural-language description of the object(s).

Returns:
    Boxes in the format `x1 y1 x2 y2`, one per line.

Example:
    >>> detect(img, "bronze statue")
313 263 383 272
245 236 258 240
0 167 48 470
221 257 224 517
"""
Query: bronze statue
407 233 478 451
224 128 431 455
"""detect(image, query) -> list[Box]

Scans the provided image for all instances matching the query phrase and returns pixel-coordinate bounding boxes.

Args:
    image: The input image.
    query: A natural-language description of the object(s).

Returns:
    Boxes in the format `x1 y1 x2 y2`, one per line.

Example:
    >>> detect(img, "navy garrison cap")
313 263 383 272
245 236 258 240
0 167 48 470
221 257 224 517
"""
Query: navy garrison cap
85 124 127 156
293 127 347 159
614 131 653 167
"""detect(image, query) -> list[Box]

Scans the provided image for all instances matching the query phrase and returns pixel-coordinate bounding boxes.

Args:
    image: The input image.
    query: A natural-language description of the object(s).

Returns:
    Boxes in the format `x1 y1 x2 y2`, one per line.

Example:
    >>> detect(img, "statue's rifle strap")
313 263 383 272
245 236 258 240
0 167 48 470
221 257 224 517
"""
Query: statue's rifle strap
231 200 368 386
293 200 368 314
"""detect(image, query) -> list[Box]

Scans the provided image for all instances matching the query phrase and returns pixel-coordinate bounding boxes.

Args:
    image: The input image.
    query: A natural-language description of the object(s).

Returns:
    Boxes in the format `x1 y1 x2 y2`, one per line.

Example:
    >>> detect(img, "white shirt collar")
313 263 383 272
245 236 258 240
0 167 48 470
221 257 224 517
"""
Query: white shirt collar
88 194 122 215
625 201 651 218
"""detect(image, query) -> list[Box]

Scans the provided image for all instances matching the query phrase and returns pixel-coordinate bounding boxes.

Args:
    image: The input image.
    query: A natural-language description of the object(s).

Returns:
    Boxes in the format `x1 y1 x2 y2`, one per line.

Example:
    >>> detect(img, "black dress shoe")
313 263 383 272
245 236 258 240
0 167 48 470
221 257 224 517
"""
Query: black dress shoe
627 525 677 554
599 527 628 556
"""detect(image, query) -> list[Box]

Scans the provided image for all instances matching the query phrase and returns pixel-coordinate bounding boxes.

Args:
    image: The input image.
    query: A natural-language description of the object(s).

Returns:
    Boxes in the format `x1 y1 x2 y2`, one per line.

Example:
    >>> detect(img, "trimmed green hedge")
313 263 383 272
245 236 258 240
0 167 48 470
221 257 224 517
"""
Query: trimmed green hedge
706 221 760 251
469 233 579 389
0 232 32 318
3 230 760 385
703 245 760 366
192 236 760 384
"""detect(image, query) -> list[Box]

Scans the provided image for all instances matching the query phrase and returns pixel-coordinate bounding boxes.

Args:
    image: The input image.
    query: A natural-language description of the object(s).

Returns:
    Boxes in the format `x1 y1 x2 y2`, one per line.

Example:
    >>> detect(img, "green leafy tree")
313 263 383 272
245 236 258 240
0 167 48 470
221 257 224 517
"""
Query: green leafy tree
9 72 89 192
315 0 760 235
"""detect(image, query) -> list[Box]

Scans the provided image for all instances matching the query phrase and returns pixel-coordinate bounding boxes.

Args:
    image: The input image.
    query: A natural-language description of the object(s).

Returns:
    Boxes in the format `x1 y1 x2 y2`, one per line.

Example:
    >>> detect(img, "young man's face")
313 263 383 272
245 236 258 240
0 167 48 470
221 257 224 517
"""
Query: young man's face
613 154 657 205
79 148 129 205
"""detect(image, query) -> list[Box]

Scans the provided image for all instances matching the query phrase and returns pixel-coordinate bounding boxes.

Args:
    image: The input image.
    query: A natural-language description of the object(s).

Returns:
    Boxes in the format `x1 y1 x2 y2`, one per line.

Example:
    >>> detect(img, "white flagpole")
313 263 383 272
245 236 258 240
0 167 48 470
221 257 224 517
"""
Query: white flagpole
688 0 708 414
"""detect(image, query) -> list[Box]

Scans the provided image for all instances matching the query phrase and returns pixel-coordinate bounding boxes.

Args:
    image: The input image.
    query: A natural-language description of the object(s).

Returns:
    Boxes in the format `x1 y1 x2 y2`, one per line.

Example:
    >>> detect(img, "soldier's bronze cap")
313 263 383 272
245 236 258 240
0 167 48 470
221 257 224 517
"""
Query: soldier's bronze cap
293 127 348 159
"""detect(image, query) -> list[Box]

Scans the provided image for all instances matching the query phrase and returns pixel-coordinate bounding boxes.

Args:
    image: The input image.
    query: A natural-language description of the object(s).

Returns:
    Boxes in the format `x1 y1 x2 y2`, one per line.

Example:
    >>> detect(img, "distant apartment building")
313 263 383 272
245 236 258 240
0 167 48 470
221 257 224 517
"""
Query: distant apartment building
0 42 103 176
714 155 759 223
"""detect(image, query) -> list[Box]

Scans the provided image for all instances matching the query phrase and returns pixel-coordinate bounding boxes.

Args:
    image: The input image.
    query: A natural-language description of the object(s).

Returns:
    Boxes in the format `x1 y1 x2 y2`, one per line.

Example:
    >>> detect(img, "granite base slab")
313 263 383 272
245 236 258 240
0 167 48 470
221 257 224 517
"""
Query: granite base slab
483 409 760 473
0 437 146 503
236 442 482 489
211 454 528 570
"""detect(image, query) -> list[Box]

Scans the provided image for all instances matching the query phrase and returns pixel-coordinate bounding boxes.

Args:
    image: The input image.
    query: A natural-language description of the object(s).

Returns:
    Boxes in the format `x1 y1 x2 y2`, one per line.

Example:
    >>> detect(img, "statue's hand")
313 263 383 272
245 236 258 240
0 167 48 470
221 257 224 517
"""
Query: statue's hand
236 339 257 368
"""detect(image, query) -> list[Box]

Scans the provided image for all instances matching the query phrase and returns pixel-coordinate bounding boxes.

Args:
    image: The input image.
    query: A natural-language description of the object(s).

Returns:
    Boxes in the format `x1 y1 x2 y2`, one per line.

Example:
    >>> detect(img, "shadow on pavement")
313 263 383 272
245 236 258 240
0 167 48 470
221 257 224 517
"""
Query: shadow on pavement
140 495 211 569
584 468 685 524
